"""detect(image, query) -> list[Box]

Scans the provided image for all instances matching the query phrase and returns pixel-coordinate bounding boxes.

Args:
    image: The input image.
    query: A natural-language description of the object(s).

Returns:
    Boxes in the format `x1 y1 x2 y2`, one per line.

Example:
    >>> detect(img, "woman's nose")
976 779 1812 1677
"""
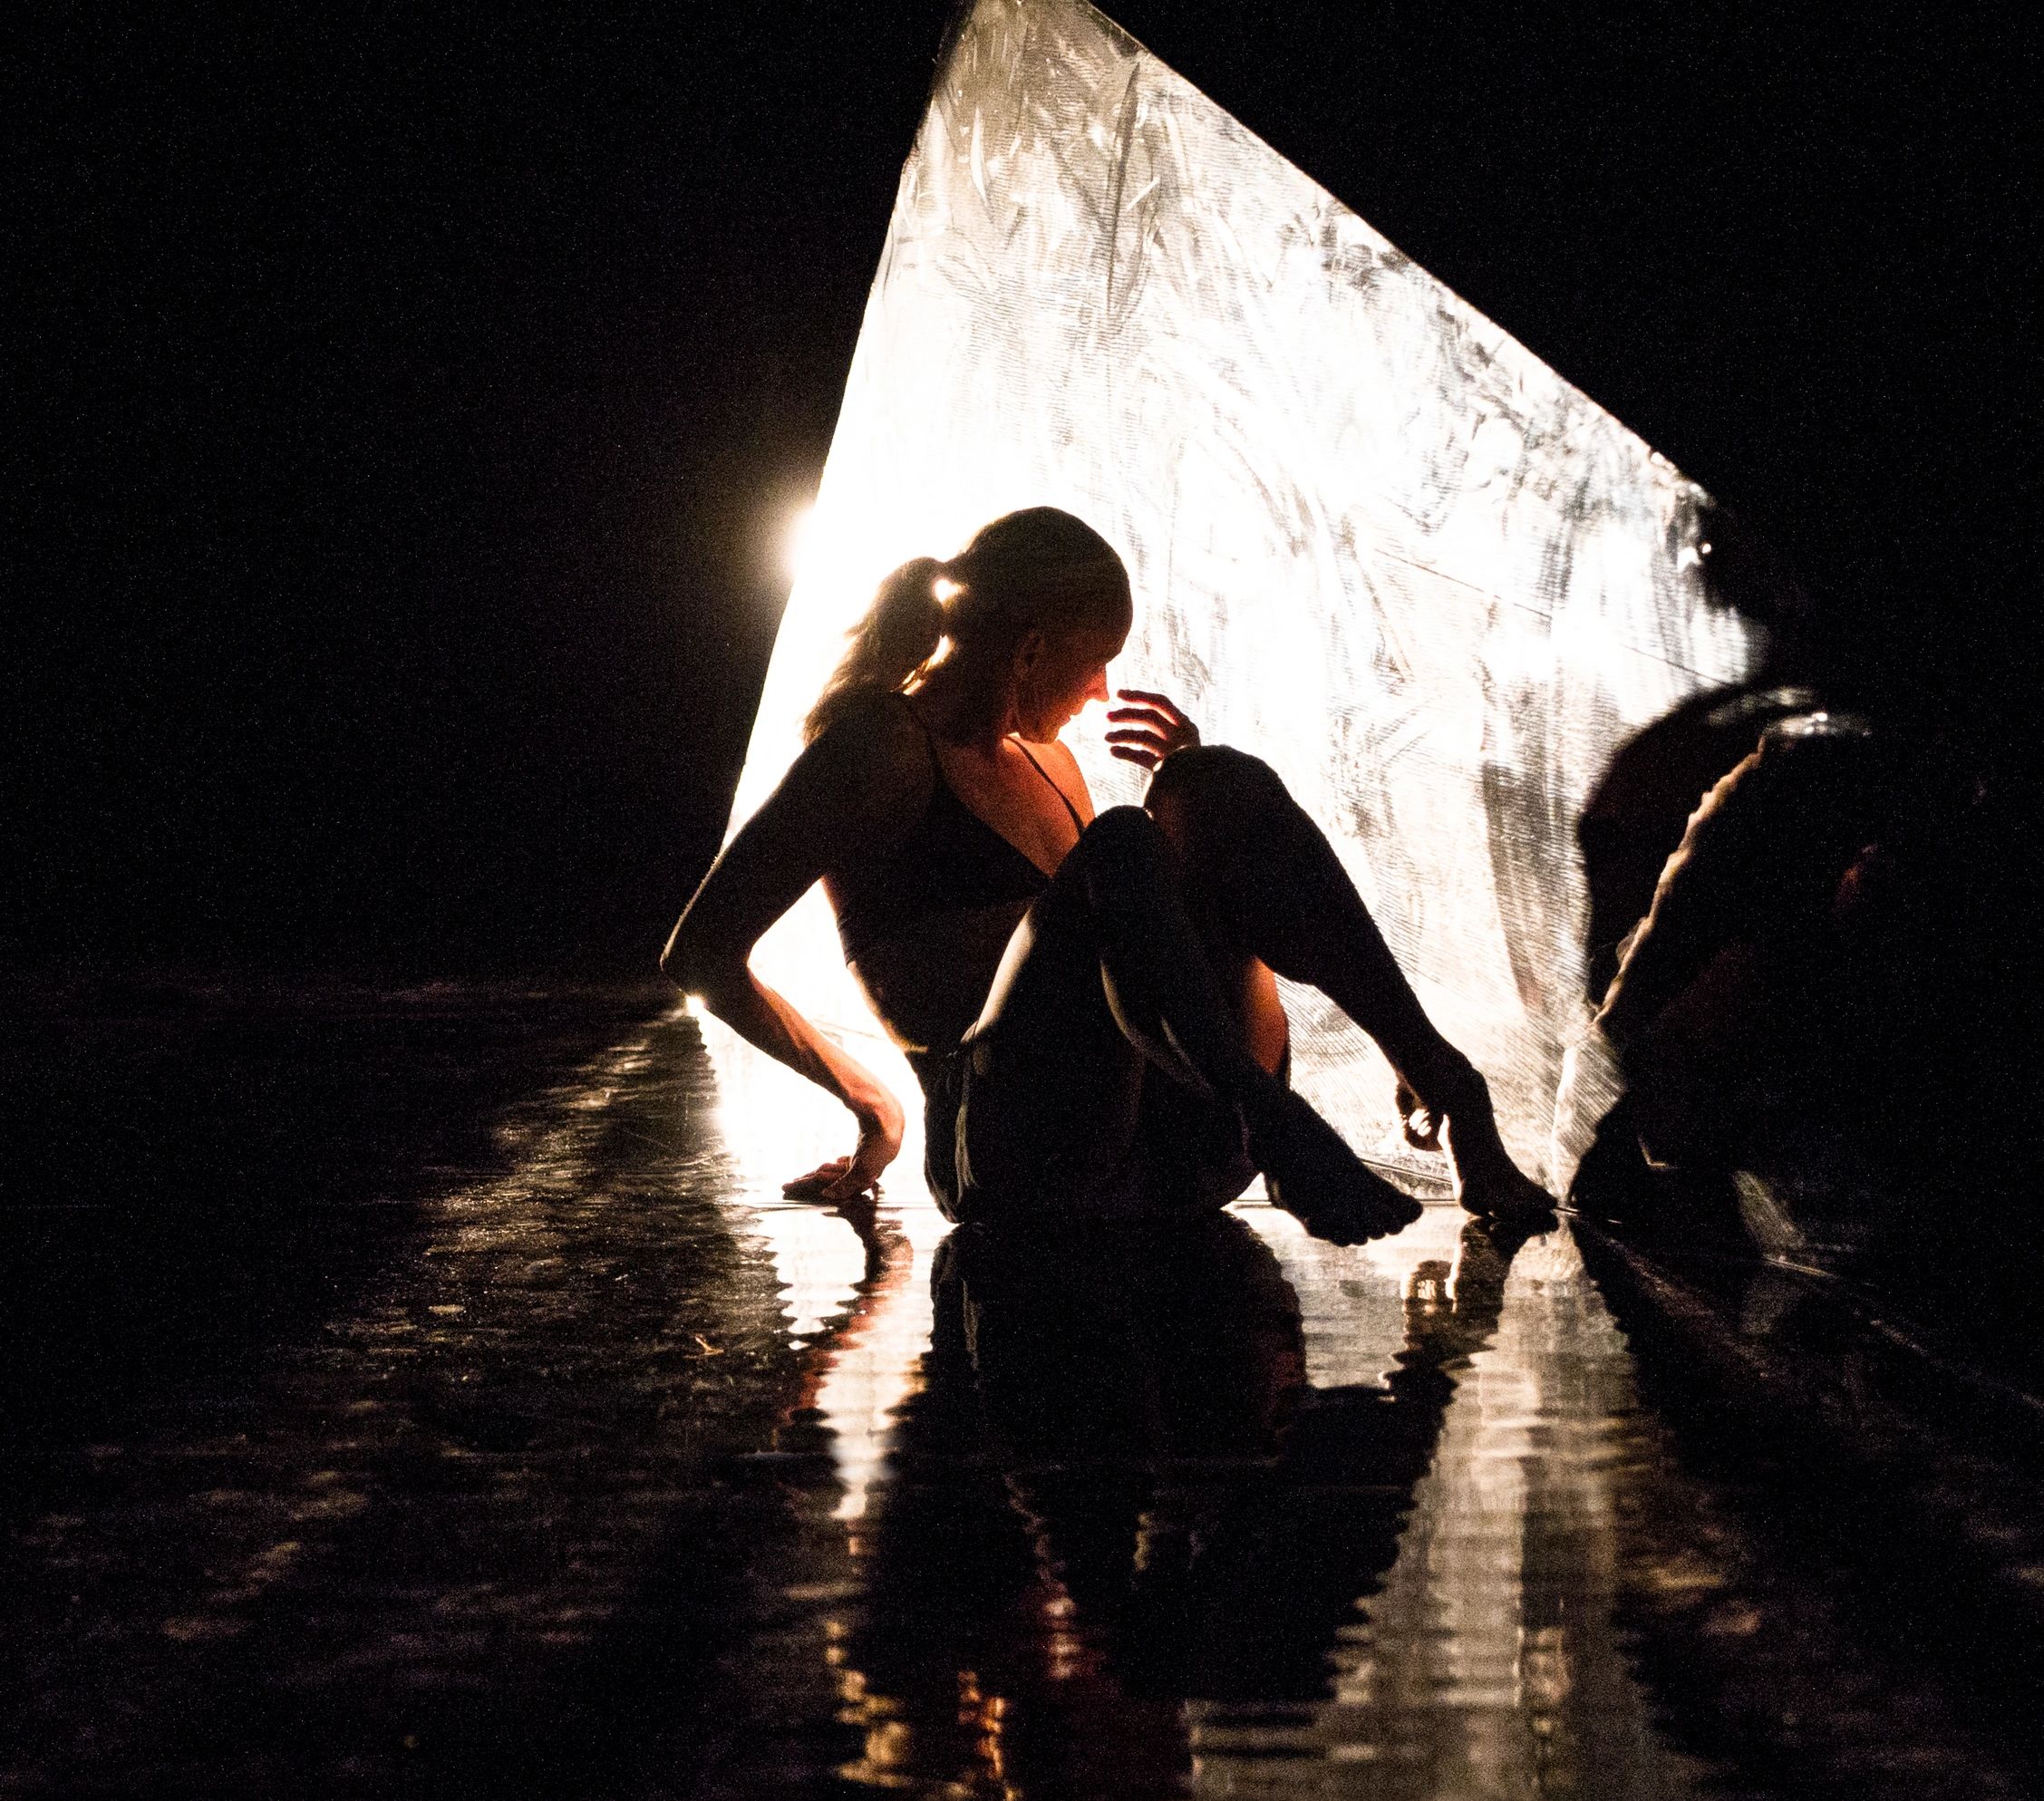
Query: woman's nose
1088 667 1110 701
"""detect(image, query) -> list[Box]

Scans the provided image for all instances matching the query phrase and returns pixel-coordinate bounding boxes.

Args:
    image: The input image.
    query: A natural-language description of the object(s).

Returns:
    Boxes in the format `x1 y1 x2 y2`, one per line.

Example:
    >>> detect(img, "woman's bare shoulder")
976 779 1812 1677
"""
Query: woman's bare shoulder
1039 736 1085 775
809 691 935 798
675 692 935 962
789 691 935 834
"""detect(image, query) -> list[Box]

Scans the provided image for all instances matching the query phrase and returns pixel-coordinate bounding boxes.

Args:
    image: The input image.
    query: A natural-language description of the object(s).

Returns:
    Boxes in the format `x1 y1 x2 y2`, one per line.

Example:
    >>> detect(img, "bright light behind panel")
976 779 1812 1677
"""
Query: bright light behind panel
708 0 1761 1191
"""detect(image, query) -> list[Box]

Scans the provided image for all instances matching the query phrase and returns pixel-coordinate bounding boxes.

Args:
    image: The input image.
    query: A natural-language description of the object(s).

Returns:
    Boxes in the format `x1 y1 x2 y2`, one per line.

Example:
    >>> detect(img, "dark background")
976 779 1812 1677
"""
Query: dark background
10 0 2034 978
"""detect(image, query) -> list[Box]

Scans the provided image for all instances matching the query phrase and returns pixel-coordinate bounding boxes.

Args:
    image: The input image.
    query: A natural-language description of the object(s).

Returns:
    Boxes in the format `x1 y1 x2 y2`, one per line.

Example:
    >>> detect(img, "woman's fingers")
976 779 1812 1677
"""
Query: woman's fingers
1106 711 1185 734
786 1153 886 1203
1107 746 1167 770
824 1151 887 1202
1109 689 1200 759
1105 721 1176 749
799 1103 903 1203
782 1156 852 1197
1107 728 1187 770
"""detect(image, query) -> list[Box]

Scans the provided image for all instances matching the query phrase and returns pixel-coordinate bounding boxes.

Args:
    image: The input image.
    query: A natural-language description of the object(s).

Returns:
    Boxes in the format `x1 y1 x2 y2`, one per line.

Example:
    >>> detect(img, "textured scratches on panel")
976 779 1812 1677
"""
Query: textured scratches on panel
724 0 1763 1188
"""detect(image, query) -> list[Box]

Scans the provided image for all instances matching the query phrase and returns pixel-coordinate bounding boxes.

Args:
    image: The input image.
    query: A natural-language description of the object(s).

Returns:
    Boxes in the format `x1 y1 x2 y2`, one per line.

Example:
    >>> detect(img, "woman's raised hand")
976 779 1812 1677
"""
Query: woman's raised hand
781 1085 906 1203
1106 688 1201 770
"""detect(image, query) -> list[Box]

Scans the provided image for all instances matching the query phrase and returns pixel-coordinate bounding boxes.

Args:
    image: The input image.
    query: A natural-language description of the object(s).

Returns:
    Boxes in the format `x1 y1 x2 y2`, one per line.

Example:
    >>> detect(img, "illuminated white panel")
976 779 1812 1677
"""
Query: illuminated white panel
711 0 1762 1189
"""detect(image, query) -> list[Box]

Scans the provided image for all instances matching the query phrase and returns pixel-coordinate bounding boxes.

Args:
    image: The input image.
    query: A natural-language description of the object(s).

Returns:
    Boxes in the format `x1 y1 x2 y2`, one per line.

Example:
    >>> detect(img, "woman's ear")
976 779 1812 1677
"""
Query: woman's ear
1012 628 1047 676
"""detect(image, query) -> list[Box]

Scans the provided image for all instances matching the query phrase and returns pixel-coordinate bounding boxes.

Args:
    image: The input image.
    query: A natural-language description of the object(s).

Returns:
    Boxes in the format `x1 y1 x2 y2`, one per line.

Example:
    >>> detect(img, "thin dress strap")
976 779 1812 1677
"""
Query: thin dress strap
1014 740 1086 832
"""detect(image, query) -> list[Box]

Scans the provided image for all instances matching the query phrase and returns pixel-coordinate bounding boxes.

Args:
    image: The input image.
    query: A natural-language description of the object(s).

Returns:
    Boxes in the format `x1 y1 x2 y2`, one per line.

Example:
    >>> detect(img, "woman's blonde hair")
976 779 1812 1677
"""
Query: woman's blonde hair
802 507 1131 743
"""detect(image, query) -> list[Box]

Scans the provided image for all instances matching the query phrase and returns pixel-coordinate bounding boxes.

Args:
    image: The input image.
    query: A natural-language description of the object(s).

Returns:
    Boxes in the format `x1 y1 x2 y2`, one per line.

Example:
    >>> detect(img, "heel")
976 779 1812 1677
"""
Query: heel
1249 1087 1423 1244
1431 1070 1555 1224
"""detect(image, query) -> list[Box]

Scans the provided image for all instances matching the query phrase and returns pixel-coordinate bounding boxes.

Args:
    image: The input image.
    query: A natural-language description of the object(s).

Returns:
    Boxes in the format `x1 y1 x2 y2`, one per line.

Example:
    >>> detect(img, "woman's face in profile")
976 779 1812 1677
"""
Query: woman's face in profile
1019 619 1128 742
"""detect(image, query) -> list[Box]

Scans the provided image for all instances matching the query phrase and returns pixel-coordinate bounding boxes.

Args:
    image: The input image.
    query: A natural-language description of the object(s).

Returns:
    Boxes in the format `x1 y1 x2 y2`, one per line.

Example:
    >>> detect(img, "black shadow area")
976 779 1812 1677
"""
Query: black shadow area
0 976 668 1464
1574 1215 2044 1793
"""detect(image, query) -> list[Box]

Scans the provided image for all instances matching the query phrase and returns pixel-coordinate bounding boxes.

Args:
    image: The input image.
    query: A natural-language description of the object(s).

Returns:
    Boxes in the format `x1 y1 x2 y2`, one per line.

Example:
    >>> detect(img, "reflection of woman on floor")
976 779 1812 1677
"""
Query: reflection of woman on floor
664 507 1548 1232
835 1213 1534 1791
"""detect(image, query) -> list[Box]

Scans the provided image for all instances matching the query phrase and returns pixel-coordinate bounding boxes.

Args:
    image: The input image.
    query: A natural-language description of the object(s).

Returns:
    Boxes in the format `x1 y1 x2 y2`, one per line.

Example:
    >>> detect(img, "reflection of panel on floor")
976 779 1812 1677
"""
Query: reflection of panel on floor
826 1204 1709 1794
719 0 1765 1189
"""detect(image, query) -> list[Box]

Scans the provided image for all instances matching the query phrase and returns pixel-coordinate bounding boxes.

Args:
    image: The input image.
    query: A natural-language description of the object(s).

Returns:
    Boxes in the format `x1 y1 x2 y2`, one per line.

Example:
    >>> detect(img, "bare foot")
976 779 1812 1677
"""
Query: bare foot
1248 1085 1423 1244
1437 1077 1555 1225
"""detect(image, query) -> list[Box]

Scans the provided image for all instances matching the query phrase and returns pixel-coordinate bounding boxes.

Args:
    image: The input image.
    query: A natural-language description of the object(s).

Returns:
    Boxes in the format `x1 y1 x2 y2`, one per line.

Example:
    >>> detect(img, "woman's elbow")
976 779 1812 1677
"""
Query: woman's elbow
659 919 745 1008
658 921 705 992
658 915 704 991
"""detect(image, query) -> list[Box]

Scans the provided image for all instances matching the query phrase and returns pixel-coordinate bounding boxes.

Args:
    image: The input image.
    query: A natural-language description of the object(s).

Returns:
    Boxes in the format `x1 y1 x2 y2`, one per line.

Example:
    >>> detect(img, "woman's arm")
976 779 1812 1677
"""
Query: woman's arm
662 701 931 1196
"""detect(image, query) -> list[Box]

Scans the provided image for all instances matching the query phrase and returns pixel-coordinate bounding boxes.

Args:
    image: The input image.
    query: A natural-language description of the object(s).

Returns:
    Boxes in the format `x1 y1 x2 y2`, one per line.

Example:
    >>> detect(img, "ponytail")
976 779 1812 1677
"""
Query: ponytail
802 556 947 744
800 509 1131 744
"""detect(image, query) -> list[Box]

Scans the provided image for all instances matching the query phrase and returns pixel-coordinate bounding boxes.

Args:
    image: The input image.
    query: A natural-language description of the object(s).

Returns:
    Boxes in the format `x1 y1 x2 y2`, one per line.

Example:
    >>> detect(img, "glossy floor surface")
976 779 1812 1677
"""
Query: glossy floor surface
3 982 2039 1798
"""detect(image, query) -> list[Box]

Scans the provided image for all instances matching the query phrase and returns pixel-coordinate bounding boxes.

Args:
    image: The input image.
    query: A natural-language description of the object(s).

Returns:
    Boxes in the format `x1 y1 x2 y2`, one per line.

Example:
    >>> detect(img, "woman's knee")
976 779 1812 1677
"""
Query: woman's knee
1148 745 1286 833
1020 805 1171 944
1071 803 1171 884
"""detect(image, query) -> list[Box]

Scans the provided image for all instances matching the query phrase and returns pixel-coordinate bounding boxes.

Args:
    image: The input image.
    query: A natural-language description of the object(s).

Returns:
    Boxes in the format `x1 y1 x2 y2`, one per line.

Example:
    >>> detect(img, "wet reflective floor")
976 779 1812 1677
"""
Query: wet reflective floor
4 982 2040 1798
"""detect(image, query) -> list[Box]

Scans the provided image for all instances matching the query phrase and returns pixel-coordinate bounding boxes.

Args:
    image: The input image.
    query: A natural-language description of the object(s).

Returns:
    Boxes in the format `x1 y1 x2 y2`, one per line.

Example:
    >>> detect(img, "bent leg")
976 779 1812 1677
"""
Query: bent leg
1148 747 1551 1217
951 823 1148 1211
962 806 1419 1238
1148 746 1448 1080
957 807 1247 1211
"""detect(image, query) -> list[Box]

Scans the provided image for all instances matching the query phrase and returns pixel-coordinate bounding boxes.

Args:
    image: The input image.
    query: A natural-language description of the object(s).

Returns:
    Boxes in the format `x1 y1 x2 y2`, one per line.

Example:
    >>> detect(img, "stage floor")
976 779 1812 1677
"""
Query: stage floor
3 979 2038 1798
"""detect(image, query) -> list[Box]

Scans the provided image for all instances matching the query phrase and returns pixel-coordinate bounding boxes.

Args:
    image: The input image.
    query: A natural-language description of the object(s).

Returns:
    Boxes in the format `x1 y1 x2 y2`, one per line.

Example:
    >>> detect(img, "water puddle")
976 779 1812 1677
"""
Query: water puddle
704 1023 2029 1800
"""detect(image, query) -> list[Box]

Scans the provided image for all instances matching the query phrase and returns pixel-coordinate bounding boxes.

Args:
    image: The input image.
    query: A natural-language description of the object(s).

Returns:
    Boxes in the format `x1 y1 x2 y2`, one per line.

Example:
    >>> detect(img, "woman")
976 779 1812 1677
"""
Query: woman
663 507 1549 1235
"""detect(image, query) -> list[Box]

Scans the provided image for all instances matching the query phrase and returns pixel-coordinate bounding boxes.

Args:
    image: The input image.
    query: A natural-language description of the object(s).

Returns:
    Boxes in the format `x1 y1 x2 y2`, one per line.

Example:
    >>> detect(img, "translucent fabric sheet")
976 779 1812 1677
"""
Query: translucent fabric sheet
713 0 1761 1189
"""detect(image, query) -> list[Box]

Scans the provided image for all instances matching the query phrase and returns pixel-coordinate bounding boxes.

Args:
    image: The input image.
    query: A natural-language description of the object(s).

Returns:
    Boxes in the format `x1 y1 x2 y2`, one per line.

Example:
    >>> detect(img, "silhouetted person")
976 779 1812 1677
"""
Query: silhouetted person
1580 706 1998 1178
1576 684 1828 1006
664 507 1550 1236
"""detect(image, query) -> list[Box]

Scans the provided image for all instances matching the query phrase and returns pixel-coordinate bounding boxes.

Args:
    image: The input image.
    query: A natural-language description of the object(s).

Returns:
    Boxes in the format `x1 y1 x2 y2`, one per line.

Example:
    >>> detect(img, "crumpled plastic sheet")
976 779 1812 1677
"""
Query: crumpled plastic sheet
711 0 1763 1192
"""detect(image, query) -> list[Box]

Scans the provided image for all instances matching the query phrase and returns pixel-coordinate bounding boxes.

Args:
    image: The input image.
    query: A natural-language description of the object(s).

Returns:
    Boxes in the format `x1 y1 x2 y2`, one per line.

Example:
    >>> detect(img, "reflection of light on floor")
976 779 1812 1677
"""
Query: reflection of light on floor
699 1018 1694 1791
697 1015 947 1525
56 1018 725 1680
816 1240 935 1525
1239 1197 1470 1391
1189 1222 1706 1798
741 1202 870 1341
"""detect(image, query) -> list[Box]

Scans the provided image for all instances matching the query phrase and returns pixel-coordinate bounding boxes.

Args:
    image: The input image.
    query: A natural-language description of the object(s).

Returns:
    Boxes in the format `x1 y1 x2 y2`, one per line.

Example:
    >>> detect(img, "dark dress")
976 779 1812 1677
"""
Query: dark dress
829 694 1254 1227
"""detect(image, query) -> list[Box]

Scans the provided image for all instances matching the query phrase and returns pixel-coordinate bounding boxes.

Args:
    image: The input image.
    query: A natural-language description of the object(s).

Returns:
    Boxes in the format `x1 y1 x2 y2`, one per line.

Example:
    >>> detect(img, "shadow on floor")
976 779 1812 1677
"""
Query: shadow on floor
0 976 668 1457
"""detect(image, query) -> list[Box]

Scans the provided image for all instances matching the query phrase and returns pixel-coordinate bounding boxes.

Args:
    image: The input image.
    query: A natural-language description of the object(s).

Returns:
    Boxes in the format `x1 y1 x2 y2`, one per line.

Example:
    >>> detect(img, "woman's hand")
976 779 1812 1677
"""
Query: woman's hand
782 1085 906 1202
1395 1076 1444 1152
1106 688 1201 770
